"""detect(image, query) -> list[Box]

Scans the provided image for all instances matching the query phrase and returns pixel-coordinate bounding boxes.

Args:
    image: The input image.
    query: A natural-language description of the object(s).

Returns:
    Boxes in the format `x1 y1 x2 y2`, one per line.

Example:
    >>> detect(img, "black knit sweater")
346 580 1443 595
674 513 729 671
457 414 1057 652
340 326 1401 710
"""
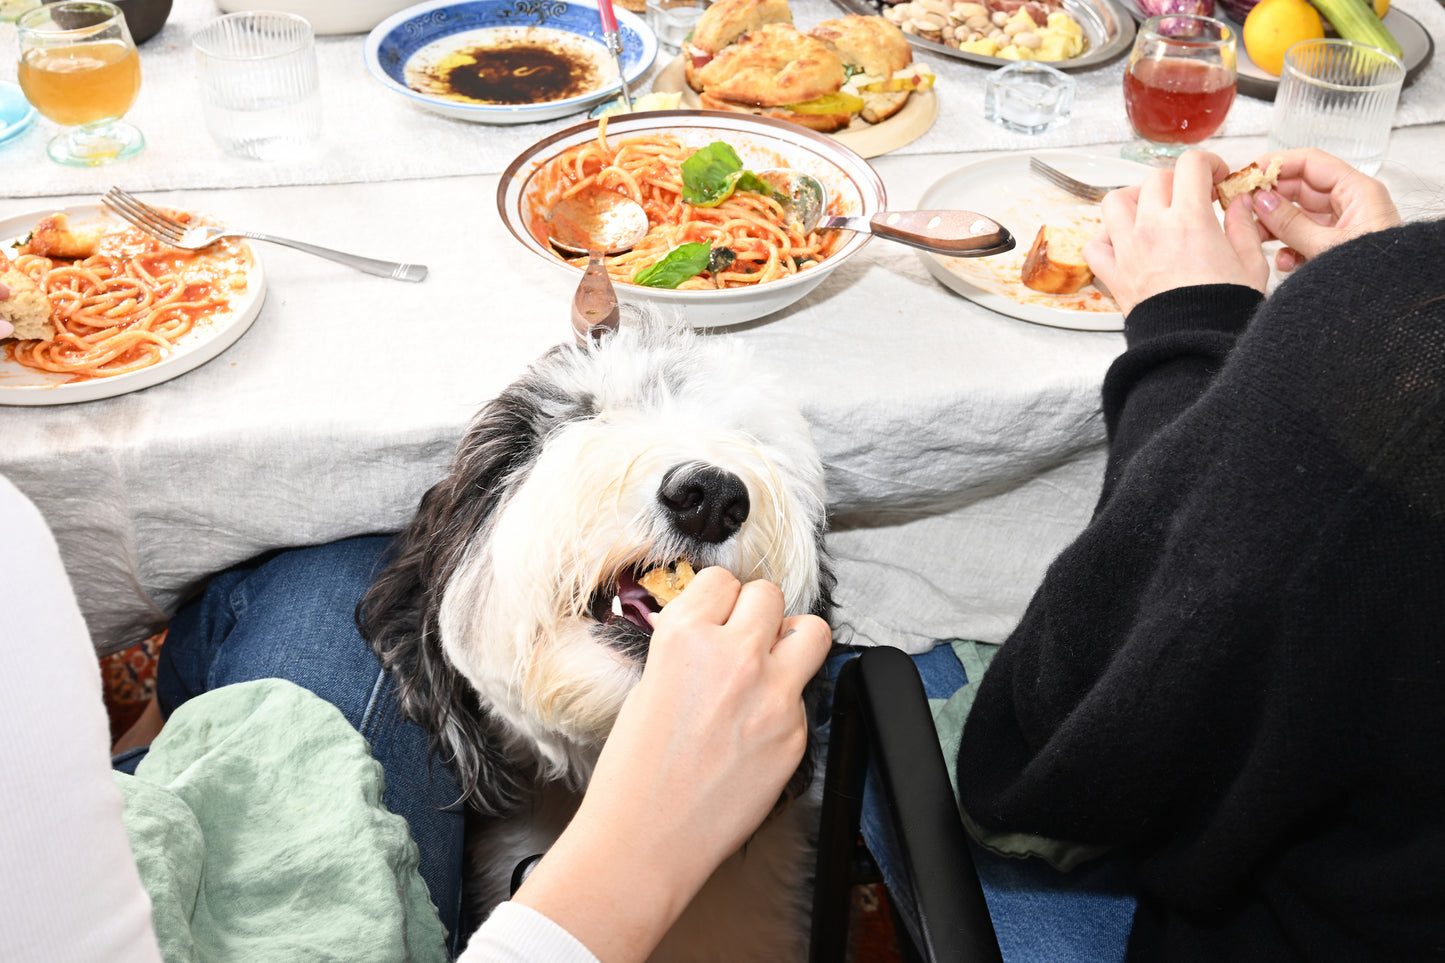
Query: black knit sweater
957 218 1445 961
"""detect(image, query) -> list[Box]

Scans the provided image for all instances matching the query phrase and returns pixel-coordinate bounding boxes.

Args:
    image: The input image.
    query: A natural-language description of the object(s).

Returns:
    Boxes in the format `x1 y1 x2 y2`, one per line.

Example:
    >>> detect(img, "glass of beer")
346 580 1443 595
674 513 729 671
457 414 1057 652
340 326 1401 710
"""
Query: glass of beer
1123 15 1236 166
16 1 144 166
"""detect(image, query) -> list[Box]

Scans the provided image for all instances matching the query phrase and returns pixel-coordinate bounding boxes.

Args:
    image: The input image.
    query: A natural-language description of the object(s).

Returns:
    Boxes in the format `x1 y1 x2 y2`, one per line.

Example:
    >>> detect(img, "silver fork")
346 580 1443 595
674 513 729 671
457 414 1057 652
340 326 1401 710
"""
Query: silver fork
102 187 428 283
1028 158 1125 203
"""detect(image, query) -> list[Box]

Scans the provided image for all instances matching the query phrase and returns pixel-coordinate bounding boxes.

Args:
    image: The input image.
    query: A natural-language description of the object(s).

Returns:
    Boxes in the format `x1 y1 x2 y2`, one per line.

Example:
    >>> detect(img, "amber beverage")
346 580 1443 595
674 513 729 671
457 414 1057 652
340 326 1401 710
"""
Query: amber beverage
1122 15 1237 166
18 39 141 127
1124 57 1236 145
16 1 145 166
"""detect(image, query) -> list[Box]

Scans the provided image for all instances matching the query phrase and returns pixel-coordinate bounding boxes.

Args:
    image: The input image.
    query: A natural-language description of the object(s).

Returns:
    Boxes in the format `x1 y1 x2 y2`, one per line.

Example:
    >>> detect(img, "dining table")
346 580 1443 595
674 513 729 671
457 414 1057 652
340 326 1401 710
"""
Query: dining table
4 0 1445 658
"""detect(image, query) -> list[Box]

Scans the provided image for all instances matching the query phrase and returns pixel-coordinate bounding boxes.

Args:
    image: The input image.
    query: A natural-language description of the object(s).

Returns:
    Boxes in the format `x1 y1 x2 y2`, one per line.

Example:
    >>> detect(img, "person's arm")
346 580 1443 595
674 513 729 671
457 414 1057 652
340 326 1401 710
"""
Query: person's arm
1081 152 1270 500
460 567 831 963
0 476 163 962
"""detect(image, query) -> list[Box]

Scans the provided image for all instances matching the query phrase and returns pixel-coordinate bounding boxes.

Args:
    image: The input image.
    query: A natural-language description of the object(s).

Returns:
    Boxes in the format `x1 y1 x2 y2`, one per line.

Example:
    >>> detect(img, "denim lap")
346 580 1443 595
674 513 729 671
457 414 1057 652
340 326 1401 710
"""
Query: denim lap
151 536 468 955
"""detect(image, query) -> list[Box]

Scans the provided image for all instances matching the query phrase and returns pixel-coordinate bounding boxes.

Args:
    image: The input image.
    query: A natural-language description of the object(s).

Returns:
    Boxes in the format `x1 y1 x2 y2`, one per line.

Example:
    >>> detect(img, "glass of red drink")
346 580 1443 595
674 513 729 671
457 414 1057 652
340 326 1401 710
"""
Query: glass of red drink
1123 15 1237 166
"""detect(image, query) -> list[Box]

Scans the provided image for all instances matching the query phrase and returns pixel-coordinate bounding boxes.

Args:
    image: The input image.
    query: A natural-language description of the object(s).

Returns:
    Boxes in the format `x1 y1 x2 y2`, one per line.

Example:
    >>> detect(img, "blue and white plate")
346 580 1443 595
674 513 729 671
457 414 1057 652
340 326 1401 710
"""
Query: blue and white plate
365 0 657 124
0 82 37 150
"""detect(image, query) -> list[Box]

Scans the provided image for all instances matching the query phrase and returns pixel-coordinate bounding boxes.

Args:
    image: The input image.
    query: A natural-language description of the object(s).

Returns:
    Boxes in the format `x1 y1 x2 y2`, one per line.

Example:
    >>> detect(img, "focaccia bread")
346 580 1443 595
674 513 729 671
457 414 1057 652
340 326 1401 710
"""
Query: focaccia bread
0 253 56 342
685 0 794 91
696 24 845 107
1217 157 1283 212
638 560 697 606
1020 224 1094 295
808 15 913 123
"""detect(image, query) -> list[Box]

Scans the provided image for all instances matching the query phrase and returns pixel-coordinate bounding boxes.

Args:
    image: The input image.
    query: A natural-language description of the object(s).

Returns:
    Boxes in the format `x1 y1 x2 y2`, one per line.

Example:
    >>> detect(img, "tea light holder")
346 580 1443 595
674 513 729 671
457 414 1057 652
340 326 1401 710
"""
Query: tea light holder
984 62 1075 134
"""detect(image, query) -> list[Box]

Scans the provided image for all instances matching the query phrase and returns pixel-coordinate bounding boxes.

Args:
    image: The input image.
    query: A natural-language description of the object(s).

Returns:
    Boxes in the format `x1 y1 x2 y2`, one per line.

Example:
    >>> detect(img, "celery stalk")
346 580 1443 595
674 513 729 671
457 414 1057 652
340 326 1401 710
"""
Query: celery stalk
1310 0 1403 58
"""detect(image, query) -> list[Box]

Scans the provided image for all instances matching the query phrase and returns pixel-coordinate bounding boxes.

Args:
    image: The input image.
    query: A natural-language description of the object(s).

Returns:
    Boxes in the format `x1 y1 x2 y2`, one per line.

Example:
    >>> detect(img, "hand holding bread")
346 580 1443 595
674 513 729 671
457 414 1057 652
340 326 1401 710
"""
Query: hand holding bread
1242 148 1401 272
1083 151 1270 316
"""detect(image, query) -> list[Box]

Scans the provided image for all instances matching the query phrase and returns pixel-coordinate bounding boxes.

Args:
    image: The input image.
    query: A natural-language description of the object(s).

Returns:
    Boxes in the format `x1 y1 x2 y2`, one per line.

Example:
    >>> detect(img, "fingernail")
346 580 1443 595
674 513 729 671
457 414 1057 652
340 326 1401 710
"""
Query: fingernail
1253 190 1279 214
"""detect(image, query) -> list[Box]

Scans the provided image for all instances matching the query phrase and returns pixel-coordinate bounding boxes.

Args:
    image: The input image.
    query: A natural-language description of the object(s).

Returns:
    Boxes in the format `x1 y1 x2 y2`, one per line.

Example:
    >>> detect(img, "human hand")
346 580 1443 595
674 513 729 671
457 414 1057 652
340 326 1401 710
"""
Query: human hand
1246 148 1400 271
1084 151 1270 317
513 567 831 962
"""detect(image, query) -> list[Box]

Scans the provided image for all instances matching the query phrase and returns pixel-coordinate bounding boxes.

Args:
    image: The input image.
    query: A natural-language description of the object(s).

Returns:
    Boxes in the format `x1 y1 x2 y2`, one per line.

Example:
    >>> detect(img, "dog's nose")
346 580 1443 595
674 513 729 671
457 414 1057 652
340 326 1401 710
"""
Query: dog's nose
659 465 750 544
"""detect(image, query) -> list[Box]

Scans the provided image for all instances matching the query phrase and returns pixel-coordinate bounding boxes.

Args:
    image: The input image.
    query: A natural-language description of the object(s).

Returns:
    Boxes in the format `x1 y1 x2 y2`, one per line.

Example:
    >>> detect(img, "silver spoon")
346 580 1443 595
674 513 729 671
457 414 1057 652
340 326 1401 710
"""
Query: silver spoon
546 188 650 344
758 170 1016 257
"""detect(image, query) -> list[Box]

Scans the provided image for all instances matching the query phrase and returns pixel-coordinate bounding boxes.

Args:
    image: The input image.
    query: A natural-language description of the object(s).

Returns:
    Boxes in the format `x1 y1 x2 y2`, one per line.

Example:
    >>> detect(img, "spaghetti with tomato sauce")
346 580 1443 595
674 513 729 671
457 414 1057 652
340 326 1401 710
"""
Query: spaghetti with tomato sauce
6 215 251 381
525 123 846 289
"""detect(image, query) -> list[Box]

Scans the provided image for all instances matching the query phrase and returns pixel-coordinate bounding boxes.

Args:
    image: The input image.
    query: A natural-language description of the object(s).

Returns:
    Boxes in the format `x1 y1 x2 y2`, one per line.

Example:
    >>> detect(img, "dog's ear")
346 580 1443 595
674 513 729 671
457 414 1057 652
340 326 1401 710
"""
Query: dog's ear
357 377 563 816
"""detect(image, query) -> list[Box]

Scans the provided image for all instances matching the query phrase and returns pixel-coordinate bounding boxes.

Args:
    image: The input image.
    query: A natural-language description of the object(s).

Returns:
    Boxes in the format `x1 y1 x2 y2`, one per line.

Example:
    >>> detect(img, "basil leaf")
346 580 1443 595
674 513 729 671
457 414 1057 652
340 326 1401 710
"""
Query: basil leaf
633 242 712 288
680 142 773 208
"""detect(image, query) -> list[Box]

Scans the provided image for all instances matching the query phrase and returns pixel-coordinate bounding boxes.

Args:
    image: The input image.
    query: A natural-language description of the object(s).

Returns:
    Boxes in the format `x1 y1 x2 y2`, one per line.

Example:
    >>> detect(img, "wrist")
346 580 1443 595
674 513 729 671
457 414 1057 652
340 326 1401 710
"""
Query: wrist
512 799 705 963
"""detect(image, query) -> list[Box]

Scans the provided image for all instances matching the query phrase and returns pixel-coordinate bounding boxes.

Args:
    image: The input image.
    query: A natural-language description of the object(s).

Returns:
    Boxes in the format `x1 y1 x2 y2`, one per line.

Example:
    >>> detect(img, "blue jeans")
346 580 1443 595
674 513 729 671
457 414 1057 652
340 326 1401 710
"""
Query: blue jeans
113 536 468 958
837 645 1139 963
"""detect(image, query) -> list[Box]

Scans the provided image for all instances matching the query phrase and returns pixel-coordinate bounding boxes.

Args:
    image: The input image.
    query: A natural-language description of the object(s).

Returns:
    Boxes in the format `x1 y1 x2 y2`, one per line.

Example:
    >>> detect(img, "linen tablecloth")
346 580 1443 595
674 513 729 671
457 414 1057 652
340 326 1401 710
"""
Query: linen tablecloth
3 0 1443 195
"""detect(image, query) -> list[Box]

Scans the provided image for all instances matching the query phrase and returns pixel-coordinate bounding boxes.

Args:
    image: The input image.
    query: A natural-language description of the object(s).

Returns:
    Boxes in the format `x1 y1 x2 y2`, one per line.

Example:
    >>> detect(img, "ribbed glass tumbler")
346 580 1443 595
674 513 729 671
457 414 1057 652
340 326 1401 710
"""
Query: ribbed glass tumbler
193 11 321 161
1267 38 1405 177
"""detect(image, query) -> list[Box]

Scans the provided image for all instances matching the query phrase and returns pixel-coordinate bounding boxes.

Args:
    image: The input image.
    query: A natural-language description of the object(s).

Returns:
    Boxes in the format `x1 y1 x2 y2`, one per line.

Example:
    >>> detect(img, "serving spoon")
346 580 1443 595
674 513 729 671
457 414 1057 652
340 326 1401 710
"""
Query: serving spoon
758 170 1016 257
545 188 649 344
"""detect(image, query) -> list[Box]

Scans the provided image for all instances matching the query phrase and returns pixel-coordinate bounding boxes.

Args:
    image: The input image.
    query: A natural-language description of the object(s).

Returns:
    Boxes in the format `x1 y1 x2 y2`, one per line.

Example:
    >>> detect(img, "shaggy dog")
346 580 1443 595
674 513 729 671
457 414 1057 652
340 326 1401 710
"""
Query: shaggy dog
358 315 834 961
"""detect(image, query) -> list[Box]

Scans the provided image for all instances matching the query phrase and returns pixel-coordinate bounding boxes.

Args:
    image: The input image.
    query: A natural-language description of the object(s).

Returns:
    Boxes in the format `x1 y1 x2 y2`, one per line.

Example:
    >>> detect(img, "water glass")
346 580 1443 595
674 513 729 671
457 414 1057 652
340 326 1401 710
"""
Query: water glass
1123 15 1237 166
192 11 321 161
1268 39 1405 177
647 0 710 53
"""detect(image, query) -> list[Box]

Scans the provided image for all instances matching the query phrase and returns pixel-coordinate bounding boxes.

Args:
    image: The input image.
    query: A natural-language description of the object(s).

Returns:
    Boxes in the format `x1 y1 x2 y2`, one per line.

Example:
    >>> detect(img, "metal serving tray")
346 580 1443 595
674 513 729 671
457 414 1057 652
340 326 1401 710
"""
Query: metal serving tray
829 0 1137 71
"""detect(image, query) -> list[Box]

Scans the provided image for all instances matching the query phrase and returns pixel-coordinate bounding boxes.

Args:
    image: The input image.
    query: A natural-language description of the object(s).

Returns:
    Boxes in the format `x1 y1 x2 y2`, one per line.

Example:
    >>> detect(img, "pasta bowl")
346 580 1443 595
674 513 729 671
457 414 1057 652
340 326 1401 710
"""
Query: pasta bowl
497 110 887 328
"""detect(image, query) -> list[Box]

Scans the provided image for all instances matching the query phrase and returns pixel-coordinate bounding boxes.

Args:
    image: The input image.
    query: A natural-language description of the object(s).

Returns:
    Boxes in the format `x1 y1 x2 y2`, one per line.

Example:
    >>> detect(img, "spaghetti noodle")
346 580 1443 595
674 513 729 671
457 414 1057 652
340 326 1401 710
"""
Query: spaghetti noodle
5 216 251 381
529 122 846 288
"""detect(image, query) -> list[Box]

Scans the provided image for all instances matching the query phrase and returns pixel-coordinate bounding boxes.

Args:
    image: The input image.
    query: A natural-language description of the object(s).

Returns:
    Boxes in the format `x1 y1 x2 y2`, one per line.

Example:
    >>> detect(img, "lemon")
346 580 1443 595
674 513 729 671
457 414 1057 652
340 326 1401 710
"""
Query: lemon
1243 0 1326 76
1373 0 1389 18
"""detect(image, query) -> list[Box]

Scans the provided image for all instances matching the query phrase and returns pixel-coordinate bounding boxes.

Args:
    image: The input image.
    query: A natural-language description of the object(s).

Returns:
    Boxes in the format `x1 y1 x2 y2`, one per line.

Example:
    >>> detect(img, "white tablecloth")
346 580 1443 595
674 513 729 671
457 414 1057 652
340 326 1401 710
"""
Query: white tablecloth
3 0 1444 196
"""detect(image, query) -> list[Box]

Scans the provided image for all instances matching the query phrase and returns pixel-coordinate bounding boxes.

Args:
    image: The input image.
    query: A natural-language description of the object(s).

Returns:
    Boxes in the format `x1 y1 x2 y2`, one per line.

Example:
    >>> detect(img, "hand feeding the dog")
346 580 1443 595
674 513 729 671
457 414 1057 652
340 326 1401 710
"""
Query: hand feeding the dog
360 309 836 961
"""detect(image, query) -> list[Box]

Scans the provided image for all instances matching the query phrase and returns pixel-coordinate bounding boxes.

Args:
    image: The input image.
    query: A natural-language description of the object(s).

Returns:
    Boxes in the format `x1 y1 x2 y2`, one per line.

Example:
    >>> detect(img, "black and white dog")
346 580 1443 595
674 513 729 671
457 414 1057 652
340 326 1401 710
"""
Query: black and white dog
359 315 834 960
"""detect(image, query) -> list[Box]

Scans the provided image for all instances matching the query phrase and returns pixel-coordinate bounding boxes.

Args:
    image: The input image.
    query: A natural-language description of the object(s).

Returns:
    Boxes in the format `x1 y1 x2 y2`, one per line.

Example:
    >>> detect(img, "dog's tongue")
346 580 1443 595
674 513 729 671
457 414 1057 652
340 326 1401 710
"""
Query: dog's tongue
615 570 659 630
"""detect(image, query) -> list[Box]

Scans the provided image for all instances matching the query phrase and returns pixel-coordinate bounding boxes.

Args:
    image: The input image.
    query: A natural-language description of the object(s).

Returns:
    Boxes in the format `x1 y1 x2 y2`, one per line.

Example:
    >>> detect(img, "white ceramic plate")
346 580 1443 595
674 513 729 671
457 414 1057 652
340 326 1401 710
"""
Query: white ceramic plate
0 206 266 406
650 55 938 160
832 0 1137 70
918 152 1152 332
1116 1 1434 100
365 0 658 124
497 110 886 327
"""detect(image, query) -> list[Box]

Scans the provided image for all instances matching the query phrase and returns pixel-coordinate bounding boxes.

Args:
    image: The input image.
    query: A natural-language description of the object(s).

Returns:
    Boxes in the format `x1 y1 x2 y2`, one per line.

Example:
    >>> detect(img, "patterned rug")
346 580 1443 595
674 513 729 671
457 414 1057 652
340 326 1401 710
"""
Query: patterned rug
100 630 164 744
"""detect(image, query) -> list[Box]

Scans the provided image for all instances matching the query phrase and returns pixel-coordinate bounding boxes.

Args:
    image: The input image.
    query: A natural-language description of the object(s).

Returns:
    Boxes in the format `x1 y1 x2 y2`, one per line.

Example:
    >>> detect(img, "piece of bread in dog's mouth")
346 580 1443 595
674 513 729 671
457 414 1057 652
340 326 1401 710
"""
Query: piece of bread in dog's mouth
638 560 697 606
1216 157 1283 212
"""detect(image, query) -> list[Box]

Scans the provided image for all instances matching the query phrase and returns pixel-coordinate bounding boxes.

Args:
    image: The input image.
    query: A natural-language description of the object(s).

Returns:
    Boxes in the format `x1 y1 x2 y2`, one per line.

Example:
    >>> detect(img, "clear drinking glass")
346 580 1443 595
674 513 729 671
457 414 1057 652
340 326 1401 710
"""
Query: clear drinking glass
16 1 145 166
192 11 322 161
1268 39 1405 176
647 0 711 53
1123 15 1237 166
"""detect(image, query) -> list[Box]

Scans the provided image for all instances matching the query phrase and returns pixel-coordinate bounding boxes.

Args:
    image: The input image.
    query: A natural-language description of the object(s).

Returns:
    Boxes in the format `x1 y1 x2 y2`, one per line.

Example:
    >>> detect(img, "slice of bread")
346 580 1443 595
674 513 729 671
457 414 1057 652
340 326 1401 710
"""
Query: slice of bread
1216 157 1283 212
1020 224 1093 295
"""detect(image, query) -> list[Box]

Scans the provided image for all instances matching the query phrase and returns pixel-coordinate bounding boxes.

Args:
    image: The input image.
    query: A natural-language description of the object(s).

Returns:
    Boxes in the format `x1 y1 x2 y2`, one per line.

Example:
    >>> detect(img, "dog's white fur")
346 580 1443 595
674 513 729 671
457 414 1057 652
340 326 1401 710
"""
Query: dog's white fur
361 315 833 961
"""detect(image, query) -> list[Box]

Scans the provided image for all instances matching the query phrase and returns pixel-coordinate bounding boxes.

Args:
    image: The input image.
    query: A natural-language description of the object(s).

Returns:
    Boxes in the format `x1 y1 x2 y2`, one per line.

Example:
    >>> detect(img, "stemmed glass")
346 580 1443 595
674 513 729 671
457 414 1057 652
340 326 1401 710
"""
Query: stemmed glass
1123 15 1237 166
16 0 145 166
